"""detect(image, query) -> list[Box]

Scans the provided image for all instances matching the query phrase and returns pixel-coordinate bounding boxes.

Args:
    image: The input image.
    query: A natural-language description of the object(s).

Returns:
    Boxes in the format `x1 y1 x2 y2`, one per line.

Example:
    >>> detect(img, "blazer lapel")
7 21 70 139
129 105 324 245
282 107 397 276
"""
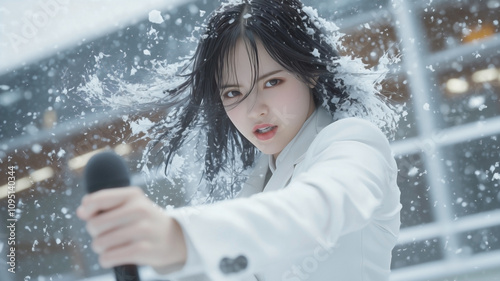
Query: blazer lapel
235 154 269 198
263 108 333 193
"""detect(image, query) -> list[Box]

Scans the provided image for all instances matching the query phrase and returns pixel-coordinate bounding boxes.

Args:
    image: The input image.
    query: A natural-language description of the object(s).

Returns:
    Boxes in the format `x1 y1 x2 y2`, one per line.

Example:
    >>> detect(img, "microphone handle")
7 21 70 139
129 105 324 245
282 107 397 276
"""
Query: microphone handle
83 151 141 281
114 265 141 281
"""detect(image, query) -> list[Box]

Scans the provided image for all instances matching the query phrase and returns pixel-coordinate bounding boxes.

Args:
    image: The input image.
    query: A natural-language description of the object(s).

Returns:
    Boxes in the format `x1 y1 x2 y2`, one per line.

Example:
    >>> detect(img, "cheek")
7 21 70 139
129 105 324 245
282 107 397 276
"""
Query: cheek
276 85 310 110
293 85 313 109
225 108 245 131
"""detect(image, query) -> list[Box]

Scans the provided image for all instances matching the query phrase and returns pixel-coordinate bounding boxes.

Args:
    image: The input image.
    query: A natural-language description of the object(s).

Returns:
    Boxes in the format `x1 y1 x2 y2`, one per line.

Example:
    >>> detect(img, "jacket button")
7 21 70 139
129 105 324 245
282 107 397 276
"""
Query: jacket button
219 255 248 274
234 255 248 270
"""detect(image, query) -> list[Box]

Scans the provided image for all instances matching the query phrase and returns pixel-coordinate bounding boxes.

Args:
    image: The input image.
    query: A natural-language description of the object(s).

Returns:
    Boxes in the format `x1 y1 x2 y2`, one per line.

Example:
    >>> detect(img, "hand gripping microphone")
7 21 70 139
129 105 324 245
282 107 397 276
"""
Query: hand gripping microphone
84 151 141 281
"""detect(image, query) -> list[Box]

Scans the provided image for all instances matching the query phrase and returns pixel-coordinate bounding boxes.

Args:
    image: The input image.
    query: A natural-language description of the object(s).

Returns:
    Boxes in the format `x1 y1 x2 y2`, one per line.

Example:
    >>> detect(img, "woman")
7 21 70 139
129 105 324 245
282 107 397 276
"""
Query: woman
77 0 401 280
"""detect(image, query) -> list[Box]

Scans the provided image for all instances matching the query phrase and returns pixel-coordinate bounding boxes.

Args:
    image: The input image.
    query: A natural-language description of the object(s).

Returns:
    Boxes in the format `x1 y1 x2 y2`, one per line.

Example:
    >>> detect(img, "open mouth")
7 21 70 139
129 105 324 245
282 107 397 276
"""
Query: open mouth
255 126 276 134
253 125 278 141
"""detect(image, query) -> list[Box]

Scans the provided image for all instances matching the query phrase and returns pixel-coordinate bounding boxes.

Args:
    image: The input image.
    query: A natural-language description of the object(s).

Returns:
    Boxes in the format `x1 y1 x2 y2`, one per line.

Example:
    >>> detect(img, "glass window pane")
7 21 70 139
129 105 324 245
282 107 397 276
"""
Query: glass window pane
436 55 500 129
442 135 500 218
421 1 500 53
391 238 444 269
457 225 500 255
397 153 434 228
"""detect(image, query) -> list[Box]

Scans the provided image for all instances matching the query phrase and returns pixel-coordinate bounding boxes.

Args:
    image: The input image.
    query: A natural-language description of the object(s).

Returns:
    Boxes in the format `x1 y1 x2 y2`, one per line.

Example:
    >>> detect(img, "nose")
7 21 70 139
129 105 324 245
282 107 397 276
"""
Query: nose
246 89 268 119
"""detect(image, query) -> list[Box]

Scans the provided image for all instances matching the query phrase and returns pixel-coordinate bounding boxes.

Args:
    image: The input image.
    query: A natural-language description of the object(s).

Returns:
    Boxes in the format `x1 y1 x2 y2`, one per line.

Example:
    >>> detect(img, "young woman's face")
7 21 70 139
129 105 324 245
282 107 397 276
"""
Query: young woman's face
220 39 316 159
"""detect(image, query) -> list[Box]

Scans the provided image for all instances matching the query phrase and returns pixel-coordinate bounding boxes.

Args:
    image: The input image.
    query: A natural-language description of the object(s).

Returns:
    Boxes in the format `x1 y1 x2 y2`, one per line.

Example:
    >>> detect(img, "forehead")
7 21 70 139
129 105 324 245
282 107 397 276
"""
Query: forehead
220 38 282 84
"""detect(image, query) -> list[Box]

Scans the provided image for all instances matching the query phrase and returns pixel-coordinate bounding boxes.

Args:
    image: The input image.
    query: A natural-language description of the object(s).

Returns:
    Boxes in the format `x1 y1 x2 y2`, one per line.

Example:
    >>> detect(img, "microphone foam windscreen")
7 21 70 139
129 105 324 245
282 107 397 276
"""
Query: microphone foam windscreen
84 151 131 193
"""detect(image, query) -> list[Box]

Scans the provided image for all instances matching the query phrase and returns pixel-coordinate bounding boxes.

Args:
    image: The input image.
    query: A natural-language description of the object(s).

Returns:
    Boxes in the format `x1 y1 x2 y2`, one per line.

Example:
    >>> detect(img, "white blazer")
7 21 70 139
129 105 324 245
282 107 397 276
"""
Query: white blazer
160 107 402 281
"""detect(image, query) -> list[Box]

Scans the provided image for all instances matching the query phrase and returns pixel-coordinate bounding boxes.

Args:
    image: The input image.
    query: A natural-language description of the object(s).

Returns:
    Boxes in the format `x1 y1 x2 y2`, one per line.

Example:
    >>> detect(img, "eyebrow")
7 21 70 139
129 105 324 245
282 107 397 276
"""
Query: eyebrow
220 69 284 90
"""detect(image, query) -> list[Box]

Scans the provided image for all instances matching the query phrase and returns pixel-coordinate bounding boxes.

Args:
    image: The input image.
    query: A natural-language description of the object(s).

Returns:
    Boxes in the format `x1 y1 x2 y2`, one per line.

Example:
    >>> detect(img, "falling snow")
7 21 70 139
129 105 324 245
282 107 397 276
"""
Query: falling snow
2 0 500 279
311 48 320 57
148 10 164 24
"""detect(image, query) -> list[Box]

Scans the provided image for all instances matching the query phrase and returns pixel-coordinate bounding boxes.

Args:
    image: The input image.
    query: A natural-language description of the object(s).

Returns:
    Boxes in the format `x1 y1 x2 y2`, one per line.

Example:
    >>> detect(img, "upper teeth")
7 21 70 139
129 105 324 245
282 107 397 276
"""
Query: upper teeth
257 127 273 133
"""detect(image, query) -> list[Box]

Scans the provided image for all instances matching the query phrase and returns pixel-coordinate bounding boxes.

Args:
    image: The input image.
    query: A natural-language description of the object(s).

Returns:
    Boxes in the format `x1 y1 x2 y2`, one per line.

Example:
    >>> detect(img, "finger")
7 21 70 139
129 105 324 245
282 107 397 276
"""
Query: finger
99 240 151 268
99 240 181 269
76 202 90 220
98 215 186 269
85 197 149 237
92 219 151 254
78 187 143 220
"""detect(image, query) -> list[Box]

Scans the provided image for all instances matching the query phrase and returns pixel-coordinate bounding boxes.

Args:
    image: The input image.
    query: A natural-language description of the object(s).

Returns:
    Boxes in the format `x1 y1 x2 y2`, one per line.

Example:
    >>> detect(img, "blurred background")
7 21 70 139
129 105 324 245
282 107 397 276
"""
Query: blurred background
0 0 499 280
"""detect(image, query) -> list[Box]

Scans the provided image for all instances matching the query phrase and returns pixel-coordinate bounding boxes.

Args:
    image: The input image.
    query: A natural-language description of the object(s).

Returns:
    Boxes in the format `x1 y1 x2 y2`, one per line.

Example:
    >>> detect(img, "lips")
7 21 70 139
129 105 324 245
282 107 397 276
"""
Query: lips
253 124 278 141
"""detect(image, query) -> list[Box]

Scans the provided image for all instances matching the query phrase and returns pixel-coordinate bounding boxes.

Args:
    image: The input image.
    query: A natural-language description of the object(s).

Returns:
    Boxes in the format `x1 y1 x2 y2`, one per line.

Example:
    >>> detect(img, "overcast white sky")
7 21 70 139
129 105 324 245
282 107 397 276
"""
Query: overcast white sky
0 0 190 76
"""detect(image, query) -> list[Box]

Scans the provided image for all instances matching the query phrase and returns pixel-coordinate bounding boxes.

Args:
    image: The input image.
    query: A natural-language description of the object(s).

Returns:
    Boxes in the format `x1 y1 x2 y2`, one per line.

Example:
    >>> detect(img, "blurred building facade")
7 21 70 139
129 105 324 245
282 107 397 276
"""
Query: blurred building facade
0 0 499 280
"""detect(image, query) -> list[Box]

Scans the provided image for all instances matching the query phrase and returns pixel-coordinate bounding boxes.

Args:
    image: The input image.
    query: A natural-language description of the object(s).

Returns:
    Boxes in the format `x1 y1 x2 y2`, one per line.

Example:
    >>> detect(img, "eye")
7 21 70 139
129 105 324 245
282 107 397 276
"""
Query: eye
221 90 243 107
265 79 281 88
222 90 241 99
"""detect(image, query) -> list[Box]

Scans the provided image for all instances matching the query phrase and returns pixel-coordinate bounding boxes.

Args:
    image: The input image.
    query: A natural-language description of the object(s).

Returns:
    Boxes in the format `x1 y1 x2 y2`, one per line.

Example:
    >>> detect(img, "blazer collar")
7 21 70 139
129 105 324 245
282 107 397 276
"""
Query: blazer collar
269 107 333 172
263 107 332 193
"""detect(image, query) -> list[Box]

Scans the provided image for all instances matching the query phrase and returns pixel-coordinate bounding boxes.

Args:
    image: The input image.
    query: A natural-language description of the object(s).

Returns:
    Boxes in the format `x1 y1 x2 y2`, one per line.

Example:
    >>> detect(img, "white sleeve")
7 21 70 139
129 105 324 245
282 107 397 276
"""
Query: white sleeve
162 118 400 280
153 208 210 280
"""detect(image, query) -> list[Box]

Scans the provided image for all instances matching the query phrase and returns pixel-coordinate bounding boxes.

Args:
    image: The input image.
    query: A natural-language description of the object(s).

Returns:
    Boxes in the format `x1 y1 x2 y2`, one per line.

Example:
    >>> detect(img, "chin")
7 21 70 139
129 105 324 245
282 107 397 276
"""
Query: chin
256 146 282 156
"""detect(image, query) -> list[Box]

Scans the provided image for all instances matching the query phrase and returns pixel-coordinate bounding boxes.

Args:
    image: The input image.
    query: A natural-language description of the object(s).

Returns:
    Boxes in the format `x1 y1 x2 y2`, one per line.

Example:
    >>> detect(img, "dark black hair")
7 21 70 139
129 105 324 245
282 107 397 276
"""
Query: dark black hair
151 0 348 200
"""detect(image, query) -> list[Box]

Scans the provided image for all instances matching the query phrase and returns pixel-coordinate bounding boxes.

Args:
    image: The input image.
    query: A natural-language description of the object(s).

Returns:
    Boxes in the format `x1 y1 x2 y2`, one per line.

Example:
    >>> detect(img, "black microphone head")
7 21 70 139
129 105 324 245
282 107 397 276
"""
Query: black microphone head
84 151 130 193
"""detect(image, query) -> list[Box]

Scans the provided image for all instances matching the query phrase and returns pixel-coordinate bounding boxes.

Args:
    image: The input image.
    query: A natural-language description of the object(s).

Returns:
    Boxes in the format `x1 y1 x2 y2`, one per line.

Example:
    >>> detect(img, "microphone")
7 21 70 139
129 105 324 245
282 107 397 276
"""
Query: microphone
84 151 141 281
